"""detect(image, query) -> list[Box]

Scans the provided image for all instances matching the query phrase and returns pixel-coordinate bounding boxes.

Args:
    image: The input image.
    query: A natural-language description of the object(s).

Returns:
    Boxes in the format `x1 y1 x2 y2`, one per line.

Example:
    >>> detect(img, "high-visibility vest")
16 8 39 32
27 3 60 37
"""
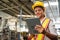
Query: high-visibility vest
31 18 50 40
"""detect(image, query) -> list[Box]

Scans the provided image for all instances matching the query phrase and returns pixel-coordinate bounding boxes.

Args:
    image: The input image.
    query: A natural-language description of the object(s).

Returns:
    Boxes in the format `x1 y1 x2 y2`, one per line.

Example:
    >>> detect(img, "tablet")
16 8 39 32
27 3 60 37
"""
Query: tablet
25 18 41 34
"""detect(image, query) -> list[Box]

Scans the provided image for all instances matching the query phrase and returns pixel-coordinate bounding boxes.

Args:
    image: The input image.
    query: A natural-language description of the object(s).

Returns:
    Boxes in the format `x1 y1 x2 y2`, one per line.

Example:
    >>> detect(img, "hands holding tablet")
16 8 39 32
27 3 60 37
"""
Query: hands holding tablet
35 25 45 34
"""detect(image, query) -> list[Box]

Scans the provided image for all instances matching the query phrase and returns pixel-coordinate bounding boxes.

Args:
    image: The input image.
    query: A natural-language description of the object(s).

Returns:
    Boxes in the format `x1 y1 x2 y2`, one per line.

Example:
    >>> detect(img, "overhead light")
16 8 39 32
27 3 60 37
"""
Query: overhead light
17 15 36 18
17 15 20 17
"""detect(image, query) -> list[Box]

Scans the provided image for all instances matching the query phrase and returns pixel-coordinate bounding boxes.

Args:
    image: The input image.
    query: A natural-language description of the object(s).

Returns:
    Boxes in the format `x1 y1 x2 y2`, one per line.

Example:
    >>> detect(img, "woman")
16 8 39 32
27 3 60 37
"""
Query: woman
31 1 58 40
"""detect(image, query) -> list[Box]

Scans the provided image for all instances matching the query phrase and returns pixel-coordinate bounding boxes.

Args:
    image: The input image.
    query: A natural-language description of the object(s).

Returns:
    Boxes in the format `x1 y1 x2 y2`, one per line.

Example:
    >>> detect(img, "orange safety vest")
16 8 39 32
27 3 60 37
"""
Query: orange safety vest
31 18 50 40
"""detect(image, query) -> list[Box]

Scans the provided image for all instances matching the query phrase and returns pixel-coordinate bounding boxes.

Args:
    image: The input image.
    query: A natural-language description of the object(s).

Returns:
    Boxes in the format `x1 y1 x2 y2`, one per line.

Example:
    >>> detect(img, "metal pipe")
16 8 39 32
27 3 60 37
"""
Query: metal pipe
19 7 23 40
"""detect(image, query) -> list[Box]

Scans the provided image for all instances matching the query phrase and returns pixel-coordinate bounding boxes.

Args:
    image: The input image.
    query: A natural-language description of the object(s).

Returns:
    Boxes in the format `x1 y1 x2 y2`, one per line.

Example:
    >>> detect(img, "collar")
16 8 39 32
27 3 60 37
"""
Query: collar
40 17 46 24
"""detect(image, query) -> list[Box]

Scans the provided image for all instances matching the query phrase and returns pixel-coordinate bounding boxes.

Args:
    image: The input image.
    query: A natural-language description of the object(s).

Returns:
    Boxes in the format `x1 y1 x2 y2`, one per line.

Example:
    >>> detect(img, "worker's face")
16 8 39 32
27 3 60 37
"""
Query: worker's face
34 7 44 18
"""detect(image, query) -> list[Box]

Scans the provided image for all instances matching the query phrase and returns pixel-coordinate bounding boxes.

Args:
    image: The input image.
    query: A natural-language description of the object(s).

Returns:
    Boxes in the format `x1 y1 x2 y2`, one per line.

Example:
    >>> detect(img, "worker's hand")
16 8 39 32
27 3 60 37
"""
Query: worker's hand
35 25 45 33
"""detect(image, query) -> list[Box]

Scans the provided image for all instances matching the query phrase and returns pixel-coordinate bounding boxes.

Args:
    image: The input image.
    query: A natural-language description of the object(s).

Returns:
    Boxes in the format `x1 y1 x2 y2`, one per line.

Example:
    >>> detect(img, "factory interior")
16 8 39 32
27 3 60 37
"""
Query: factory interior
0 0 60 40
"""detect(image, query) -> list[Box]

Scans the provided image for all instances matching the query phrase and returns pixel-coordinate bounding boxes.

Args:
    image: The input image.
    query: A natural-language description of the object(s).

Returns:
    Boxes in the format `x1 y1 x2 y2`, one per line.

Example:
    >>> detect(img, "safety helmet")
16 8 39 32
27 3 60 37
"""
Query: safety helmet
32 1 44 10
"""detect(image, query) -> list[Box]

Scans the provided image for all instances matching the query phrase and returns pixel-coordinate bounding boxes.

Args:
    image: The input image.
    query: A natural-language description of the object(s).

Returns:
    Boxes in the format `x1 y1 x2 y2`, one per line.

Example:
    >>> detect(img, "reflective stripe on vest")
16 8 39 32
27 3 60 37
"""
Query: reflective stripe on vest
31 18 50 40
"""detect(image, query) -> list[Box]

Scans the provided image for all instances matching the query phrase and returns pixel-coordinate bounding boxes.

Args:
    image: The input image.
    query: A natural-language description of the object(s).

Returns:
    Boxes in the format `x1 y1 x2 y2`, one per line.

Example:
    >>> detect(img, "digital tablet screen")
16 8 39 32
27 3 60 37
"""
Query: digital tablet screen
25 18 41 34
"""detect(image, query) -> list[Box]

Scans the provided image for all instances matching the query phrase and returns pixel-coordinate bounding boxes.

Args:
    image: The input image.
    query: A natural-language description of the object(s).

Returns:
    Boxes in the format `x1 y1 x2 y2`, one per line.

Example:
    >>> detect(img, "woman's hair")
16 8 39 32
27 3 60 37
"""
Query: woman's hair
34 6 45 11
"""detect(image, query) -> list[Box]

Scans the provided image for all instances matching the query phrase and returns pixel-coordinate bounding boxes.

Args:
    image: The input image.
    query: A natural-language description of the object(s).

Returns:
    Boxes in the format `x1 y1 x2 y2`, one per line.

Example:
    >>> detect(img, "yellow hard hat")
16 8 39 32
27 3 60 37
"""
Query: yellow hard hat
32 1 44 10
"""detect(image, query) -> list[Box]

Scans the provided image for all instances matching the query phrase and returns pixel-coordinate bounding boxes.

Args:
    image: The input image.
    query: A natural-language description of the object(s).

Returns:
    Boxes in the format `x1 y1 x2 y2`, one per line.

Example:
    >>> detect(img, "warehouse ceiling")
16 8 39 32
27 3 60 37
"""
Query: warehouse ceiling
0 0 59 18
0 0 34 17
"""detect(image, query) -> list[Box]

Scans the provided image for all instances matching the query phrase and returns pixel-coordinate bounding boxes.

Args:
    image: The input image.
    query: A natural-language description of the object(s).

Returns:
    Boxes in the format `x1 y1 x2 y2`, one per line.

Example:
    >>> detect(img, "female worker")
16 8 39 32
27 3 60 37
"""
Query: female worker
31 1 58 40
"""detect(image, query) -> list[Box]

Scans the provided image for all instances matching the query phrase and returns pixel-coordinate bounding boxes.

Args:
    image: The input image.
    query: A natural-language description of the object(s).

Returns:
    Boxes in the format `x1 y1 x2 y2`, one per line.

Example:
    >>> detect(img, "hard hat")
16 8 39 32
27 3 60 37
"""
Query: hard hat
32 1 44 10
